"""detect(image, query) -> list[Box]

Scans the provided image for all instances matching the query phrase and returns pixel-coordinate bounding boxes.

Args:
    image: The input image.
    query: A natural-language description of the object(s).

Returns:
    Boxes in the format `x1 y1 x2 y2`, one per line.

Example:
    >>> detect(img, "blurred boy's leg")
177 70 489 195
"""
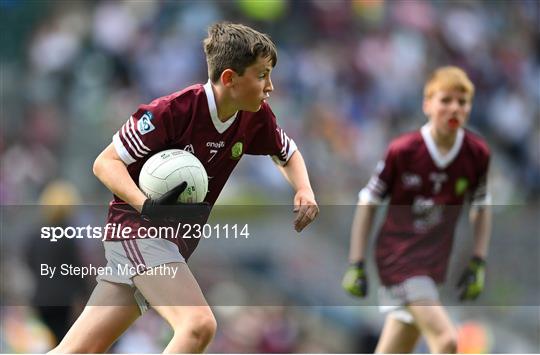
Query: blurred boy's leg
49 281 140 353
408 302 458 353
133 262 216 353
375 315 420 353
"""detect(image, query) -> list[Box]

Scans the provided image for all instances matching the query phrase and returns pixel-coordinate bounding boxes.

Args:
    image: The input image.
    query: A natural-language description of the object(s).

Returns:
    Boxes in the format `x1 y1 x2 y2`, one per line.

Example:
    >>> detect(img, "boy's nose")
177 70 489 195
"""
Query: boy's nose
450 100 461 112
265 79 274 93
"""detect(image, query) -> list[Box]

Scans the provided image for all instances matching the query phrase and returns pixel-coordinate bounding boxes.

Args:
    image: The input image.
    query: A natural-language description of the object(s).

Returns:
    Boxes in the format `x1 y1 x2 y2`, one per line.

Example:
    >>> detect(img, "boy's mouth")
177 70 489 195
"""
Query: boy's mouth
448 118 460 129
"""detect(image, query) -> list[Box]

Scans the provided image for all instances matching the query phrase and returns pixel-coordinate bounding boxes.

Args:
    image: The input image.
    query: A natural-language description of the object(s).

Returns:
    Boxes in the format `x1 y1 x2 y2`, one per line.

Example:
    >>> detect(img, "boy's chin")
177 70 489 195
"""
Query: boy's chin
244 104 262 112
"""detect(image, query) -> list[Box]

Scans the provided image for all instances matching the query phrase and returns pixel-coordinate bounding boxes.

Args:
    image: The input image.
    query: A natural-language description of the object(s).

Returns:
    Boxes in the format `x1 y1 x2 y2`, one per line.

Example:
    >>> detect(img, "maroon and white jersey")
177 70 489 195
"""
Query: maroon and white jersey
106 81 297 259
360 124 490 285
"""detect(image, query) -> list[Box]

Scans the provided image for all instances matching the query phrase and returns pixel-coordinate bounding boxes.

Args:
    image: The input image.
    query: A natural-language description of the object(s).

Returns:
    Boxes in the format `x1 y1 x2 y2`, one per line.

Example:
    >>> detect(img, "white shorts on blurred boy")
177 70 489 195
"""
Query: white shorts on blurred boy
378 275 439 324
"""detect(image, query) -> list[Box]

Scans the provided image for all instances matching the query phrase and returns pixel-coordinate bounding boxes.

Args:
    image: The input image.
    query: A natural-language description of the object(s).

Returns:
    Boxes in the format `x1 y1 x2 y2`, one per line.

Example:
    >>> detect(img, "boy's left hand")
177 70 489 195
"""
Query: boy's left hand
293 189 319 232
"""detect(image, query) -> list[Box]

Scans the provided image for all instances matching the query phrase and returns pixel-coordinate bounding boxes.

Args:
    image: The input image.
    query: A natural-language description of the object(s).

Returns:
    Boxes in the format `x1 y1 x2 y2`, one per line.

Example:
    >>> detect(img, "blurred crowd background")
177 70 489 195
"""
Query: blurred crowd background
1 0 539 353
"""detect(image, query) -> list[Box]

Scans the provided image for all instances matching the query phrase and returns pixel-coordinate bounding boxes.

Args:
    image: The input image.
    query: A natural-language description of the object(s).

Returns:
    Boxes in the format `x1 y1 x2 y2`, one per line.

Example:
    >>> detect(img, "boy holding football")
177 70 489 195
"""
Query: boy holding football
52 22 318 353
342 66 492 353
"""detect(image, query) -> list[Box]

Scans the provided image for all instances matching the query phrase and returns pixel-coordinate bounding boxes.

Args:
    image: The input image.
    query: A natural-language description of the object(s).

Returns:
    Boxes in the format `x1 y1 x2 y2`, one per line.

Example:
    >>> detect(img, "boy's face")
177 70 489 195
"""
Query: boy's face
423 89 472 136
231 56 274 112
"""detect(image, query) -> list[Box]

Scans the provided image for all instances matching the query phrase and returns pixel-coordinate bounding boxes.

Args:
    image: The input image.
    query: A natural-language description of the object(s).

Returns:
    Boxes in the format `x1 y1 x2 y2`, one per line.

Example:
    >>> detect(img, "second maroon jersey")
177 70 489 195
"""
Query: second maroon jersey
106 81 297 259
360 124 490 285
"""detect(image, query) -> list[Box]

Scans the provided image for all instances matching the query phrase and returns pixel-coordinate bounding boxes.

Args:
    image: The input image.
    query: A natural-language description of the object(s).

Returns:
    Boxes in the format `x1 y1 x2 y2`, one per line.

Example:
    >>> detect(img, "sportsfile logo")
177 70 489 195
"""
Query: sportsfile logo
40 223 250 242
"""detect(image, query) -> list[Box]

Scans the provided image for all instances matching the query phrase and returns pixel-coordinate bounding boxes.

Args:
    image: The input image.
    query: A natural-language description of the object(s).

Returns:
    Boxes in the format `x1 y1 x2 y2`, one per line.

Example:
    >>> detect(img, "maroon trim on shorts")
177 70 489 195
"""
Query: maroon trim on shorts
121 240 138 267
129 239 148 269
127 239 148 271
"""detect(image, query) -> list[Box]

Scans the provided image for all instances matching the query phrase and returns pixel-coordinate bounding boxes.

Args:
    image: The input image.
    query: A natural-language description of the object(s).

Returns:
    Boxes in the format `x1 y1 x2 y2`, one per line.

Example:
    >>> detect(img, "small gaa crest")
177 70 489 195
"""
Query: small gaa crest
455 177 469 195
231 142 243 159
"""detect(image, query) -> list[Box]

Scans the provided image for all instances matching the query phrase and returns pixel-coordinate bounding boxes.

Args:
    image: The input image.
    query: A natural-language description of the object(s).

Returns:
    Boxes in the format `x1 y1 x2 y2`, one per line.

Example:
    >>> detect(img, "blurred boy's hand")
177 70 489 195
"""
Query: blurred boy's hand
457 256 486 301
342 261 368 298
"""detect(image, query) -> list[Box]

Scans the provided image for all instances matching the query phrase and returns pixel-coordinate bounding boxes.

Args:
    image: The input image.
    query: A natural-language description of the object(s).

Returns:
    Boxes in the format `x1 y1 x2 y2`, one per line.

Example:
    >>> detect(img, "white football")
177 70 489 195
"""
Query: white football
139 149 208 203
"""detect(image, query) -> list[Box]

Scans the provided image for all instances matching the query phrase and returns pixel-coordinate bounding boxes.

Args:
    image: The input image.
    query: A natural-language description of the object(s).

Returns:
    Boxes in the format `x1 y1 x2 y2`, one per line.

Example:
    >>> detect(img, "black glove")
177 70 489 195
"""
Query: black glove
141 182 210 222
456 255 486 301
342 261 368 298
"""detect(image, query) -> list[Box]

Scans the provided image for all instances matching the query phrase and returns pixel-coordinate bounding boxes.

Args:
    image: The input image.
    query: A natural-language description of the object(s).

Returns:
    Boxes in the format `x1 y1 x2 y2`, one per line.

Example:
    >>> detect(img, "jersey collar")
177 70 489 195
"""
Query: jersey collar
420 123 464 169
203 80 238 134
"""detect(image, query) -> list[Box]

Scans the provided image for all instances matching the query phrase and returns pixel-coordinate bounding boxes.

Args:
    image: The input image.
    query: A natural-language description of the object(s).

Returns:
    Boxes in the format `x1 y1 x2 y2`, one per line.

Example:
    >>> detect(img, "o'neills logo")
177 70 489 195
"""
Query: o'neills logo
206 141 225 148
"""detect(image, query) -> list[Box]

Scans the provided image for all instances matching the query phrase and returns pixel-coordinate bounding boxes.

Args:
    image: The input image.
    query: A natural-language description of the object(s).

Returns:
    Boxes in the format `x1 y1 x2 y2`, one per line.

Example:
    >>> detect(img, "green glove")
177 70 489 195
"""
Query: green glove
457 256 486 301
342 261 368 297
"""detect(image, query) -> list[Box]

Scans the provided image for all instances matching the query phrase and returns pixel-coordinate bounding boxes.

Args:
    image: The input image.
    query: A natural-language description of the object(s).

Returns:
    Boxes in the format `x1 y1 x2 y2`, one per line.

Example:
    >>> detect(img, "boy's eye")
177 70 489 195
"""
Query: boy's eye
441 97 451 104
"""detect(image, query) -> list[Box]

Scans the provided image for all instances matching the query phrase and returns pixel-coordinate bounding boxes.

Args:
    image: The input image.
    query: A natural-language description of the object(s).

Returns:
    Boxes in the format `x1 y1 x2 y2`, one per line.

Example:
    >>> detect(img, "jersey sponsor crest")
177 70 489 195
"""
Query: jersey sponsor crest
412 196 443 231
137 111 155 135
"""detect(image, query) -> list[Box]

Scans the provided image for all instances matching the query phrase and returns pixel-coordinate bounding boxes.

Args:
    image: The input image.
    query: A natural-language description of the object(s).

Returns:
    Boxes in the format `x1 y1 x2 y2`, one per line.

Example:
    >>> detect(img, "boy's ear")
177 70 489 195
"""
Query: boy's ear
221 69 236 87
422 98 430 117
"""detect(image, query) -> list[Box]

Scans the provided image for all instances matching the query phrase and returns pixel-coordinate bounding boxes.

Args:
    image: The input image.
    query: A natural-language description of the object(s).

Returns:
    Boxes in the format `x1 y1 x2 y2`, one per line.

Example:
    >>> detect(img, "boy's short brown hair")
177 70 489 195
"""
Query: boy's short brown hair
424 66 475 100
203 22 277 83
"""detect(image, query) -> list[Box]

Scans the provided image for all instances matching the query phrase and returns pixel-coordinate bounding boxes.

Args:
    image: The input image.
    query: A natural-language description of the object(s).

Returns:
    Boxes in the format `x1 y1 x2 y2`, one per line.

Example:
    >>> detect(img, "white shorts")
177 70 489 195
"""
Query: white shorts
378 275 439 324
97 238 185 314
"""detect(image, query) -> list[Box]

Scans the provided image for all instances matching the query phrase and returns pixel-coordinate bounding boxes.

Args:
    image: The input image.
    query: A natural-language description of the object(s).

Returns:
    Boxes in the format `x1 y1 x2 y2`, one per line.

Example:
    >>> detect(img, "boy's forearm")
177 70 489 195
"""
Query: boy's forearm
280 150 313 193
469 205 492 258
349 203 377 263
93 146 147 212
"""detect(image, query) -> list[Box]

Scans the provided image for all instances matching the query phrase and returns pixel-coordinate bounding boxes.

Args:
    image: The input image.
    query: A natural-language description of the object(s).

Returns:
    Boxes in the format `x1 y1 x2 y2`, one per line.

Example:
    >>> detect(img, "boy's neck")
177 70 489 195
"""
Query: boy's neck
429 125 457 154
210 82 237 122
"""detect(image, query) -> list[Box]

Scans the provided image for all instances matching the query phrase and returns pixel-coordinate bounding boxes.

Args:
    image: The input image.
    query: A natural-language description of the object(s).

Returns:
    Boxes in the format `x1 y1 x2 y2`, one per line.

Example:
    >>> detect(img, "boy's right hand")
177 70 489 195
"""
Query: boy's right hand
342 261 368 298
141 182 210 221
